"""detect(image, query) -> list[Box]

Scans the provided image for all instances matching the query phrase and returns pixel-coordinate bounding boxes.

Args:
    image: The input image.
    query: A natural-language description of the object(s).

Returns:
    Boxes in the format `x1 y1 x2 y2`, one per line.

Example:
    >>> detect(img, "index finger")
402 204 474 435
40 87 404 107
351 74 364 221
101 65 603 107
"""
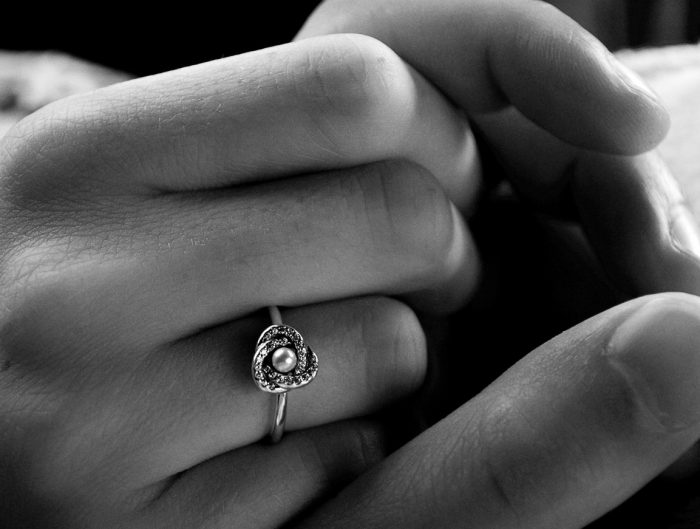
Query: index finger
297 0 670 155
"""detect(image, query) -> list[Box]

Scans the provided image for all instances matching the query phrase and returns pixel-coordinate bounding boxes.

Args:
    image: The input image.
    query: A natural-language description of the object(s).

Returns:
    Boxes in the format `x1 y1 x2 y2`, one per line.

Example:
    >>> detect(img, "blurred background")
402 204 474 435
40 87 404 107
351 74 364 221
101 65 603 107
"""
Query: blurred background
553 0 700 49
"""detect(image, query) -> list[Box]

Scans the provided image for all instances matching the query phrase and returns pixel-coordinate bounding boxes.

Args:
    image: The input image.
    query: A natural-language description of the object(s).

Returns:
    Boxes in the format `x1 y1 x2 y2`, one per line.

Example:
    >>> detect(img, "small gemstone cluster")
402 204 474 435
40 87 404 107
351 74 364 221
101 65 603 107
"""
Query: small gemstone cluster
252 324 319 393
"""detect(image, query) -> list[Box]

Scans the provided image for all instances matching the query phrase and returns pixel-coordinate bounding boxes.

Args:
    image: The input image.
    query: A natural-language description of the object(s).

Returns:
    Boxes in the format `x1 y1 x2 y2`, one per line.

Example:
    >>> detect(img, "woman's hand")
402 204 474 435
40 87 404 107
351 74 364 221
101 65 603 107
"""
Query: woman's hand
0 34 481 528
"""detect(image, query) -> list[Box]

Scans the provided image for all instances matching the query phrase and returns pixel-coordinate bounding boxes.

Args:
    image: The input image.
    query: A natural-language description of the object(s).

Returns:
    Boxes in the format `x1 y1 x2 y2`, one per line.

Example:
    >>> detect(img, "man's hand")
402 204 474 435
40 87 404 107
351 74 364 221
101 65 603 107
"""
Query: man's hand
293 293 700 528
298 0 700 298
296 1 700 527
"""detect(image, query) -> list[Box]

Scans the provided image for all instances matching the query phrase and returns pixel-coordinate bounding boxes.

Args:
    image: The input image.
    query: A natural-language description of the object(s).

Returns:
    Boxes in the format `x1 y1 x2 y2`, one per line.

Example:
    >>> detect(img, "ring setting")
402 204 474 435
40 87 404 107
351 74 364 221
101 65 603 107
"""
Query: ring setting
252 321 318 393
252 306 318 442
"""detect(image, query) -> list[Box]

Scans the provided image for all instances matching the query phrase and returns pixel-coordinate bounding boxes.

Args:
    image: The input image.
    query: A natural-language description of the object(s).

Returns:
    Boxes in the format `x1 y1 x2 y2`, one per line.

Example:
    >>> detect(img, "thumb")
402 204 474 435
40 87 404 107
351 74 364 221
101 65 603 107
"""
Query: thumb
295 293 700 528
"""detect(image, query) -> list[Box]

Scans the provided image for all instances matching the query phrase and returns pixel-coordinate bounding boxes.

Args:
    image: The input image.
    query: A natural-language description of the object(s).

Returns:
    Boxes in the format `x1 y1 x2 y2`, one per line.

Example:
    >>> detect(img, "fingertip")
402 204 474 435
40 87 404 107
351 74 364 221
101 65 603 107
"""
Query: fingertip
591 103 670 156
403 204 481 315
606 293 700 433
494 1 670 155
591 52 671 155
574 80 671 155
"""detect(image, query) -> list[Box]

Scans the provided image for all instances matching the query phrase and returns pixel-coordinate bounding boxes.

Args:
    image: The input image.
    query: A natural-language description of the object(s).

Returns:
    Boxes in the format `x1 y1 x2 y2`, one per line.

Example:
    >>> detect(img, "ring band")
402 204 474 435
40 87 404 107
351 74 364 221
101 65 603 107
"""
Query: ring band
252 306 319 443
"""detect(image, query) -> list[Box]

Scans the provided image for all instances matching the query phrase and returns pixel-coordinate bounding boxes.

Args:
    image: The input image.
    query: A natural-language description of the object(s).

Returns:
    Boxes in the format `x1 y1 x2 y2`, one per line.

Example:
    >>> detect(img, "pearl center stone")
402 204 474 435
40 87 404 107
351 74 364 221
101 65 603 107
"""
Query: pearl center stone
271 346 297 373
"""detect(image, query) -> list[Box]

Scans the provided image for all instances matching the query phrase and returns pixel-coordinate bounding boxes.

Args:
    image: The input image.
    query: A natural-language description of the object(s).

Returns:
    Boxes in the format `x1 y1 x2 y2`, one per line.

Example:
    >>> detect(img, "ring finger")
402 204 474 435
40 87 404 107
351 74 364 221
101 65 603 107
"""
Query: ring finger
23 296 427 504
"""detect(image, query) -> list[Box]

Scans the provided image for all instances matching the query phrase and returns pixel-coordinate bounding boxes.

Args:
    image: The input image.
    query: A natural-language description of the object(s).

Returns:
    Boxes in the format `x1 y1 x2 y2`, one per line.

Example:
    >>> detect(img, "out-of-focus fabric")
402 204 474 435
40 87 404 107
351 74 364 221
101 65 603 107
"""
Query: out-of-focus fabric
551 0 697 50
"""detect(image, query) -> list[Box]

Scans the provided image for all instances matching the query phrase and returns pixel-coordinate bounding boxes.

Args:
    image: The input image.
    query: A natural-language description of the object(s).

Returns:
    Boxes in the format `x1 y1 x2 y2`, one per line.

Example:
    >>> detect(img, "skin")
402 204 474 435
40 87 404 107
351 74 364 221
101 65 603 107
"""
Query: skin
292 293 700 528
0 1 698 528
295 1 700 527
297 0 700 297
1 33 477 528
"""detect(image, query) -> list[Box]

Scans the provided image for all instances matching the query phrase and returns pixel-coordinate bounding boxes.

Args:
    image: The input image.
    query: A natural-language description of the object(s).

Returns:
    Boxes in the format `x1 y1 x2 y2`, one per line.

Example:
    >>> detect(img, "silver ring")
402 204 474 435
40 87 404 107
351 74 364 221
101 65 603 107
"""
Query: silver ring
252 306 319 443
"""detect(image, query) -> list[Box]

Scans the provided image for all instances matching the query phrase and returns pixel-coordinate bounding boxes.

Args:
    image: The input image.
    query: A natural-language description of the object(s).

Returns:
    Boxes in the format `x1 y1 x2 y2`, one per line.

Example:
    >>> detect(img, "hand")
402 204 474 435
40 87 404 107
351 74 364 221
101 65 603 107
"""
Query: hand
296 1 700 527
0 50 130 137
0 34 481 527
298 0 700 299
0 4 686 529
292 293 700 528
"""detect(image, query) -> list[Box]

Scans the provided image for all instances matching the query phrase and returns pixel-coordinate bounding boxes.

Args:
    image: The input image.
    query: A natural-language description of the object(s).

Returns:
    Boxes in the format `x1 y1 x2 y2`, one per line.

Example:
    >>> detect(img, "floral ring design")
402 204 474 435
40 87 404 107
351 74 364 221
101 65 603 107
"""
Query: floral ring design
252 307 319 443
252 323 319 394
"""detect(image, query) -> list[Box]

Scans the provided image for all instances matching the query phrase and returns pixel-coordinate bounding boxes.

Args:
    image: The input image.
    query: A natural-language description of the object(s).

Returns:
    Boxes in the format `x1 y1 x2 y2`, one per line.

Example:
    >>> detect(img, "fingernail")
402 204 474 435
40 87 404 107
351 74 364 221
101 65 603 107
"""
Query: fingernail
670 204 700 261
606 296 700 432
606 52 662 105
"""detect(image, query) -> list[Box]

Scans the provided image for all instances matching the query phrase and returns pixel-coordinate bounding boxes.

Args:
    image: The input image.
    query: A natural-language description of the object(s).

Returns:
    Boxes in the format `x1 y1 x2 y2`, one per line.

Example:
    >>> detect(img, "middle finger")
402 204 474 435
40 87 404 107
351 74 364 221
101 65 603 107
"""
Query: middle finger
6 160 478 349
24 297 427 500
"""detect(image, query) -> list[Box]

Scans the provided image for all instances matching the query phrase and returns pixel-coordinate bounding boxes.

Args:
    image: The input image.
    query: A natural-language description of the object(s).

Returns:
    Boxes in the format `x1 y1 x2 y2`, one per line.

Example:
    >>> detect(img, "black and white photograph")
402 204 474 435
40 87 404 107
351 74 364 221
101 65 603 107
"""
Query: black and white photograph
2 1 700 527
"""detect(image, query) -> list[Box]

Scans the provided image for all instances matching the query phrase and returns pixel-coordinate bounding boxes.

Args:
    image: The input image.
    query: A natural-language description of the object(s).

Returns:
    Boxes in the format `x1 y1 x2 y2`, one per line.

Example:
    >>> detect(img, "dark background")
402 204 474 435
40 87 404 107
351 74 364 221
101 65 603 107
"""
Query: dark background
2 0 699 77
1 3 322 76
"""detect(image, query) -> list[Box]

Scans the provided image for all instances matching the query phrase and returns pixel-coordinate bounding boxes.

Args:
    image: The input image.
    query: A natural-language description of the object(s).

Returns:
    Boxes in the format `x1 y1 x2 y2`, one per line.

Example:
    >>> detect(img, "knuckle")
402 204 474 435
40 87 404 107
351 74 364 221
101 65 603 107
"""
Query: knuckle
358 160 457 281
303 1 384 41
473 394 603 526
474 403 540 526
4 99 86 170
1 103 81 202
292 34 415 138
0 246 113 382
0 94 127 204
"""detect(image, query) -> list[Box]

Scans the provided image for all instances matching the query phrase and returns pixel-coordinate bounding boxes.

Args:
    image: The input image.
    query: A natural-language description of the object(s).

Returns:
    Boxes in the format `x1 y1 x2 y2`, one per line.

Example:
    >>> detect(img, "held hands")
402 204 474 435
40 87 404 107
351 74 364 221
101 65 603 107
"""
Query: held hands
295 1 700 527
0 2 698 529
